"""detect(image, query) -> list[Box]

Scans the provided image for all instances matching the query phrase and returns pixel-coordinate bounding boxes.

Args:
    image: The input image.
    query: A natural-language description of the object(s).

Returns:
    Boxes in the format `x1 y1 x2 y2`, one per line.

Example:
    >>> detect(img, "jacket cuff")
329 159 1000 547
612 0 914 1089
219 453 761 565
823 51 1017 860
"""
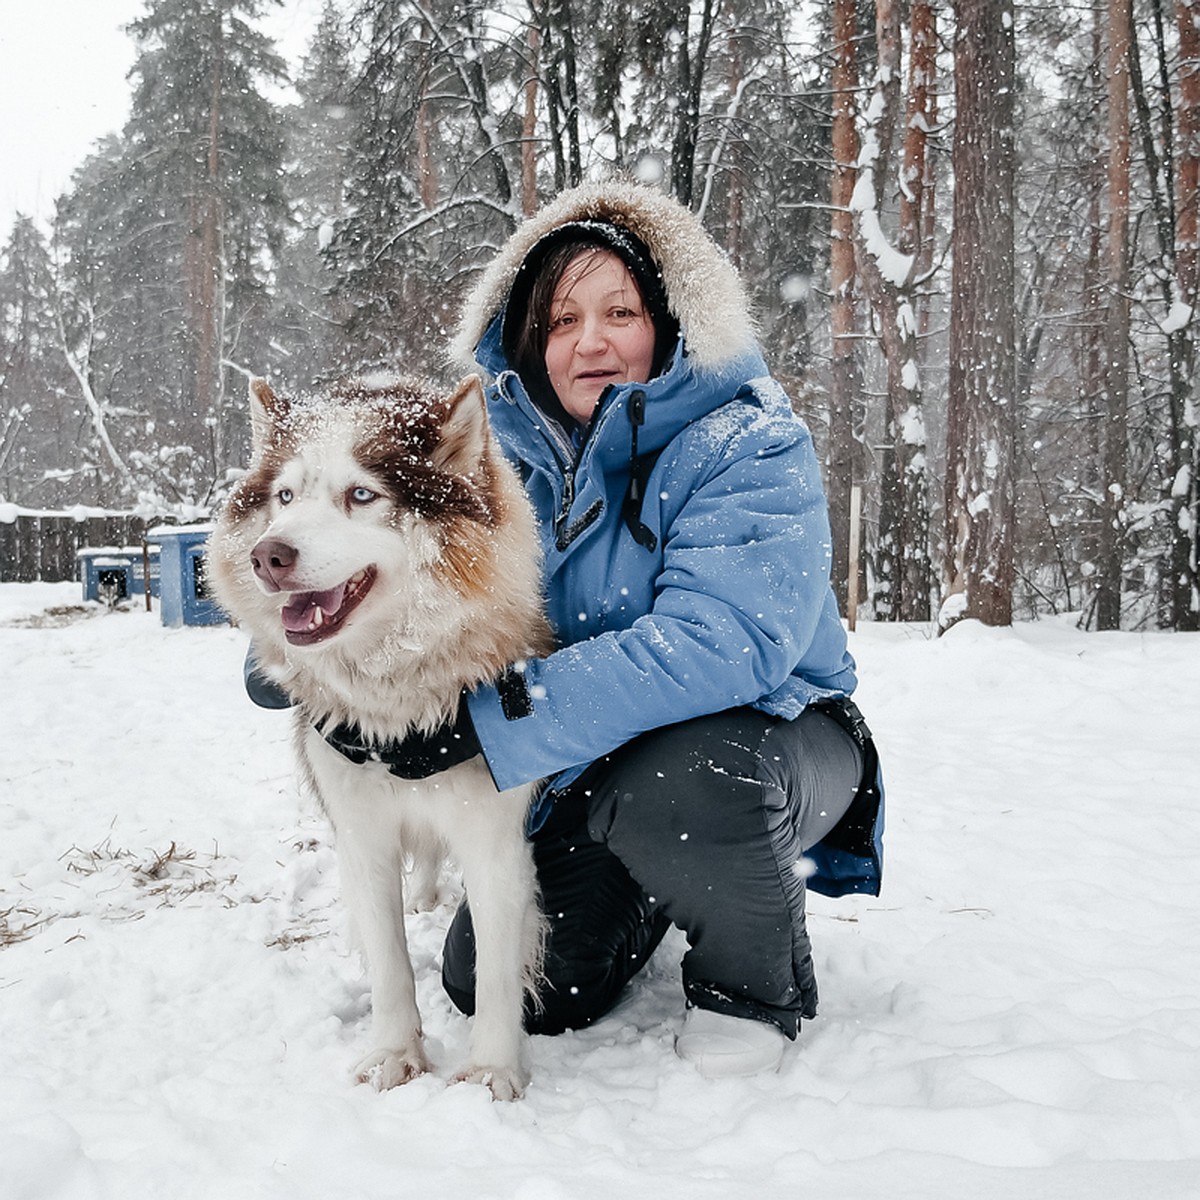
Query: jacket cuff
243 647 294 710
467 678 541 792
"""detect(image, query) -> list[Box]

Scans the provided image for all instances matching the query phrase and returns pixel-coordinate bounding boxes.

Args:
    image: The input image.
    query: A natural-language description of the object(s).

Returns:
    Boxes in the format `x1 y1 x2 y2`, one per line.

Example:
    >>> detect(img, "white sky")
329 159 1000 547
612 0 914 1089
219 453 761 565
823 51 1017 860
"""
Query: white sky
0 0 325 235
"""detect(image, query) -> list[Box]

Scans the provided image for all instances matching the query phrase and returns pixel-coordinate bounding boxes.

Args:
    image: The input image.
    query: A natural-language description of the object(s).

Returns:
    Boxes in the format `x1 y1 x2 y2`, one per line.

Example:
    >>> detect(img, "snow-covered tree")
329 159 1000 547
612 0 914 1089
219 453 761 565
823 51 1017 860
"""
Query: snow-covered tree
850 0 937 622
1174 0 1200 628
326 0 525 375
826 0 862 617
943 0 1017 628
273 1 358 388
123 0 289 488
0 218 74 503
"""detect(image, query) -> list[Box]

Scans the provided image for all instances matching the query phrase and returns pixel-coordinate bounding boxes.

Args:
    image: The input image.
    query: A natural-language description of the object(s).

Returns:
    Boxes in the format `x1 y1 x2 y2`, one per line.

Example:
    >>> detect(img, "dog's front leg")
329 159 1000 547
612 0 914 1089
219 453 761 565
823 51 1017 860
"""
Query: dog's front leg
451 786 541 1100
335 813 430 1089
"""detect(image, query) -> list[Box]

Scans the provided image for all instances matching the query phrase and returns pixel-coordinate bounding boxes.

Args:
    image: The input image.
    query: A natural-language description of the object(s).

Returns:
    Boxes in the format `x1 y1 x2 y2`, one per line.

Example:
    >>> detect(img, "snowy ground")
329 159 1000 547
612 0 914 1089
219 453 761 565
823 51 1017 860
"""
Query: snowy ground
1 581 1197 1200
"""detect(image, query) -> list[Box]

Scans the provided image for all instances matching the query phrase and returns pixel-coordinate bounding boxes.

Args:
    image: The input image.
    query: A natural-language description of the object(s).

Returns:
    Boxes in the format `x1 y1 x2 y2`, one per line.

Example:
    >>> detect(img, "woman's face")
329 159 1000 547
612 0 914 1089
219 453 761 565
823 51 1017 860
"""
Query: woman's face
543 250 657 424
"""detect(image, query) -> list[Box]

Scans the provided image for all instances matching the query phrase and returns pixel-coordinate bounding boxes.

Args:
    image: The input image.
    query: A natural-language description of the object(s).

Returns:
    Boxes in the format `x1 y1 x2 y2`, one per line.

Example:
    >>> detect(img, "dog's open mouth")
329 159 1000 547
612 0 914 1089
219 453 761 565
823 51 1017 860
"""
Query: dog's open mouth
280 566 377 645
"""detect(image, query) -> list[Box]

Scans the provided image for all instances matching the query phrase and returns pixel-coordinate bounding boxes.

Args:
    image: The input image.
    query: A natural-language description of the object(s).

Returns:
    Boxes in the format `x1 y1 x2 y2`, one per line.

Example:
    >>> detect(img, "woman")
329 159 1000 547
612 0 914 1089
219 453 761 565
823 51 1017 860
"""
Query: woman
437 181 882 1077
250 182 884 1077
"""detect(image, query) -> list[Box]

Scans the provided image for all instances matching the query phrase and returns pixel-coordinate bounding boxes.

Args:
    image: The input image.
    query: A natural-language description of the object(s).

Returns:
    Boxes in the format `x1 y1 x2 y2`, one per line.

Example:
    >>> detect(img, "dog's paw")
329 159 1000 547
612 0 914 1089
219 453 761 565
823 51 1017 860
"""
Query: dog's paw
403 880 447 914
353 1043 431 1091
452 1064 529 1101
403 847 449 913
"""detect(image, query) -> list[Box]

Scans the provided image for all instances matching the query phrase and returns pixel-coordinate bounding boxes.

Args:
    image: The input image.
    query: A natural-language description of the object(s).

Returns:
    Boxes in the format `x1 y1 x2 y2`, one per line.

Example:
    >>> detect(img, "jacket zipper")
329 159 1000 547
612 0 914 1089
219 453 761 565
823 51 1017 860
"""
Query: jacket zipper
551 385 615 552
498 374 619 553
555 494 603 551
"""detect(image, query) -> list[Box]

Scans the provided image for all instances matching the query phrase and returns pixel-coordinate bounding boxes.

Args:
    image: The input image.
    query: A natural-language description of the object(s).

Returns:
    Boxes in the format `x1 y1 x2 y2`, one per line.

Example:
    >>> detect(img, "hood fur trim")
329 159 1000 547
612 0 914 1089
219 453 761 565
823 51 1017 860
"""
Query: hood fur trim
450 181 758 373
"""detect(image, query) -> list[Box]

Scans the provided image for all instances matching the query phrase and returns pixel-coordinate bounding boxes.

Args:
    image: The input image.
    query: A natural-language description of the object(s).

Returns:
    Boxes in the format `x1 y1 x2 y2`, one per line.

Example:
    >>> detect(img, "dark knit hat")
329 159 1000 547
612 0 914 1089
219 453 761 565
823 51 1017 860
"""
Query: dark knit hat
501 219 678 382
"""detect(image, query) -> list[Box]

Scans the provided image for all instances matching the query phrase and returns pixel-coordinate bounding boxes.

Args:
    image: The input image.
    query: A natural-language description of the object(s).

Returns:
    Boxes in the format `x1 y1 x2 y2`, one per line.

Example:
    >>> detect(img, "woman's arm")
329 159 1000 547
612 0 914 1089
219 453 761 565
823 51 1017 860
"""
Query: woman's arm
468 409 848 790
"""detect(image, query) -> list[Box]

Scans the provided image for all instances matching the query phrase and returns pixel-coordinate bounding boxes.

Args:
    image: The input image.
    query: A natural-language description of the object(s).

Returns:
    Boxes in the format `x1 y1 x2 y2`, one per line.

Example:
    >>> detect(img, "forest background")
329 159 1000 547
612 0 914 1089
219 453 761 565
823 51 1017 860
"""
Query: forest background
0 0 1197 632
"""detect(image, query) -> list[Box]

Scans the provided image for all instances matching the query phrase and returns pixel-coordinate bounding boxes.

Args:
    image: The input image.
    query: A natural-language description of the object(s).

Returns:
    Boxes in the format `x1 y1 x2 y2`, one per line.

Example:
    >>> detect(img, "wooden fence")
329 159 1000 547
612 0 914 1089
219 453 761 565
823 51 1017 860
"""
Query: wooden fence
0 511 182 584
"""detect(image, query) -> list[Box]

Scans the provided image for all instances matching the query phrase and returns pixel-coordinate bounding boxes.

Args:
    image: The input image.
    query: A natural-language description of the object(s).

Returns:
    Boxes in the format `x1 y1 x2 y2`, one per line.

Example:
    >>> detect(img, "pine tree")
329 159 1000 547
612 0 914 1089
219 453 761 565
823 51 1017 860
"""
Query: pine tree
53 135 185 504
124 0 289 492
274 1 358 388
0 218 73 503
328 0 525 376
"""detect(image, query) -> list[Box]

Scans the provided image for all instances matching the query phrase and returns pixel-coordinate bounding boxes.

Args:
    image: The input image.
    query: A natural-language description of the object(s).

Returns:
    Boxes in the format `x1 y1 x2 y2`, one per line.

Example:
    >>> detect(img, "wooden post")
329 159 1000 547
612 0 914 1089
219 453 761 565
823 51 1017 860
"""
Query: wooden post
142 541 153 612
847 484 862 631
0 518 16 582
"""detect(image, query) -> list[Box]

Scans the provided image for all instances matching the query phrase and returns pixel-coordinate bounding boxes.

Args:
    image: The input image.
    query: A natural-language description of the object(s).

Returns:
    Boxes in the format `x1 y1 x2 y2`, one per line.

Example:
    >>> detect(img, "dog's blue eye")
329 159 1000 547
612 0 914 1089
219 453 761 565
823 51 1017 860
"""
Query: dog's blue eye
278 488 294 505
350 487 377 505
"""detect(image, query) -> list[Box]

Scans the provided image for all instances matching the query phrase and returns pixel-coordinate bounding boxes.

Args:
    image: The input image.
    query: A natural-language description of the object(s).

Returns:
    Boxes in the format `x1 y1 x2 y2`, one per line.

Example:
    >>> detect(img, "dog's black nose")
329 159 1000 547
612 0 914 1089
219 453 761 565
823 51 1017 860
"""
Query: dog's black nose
251 537 298 591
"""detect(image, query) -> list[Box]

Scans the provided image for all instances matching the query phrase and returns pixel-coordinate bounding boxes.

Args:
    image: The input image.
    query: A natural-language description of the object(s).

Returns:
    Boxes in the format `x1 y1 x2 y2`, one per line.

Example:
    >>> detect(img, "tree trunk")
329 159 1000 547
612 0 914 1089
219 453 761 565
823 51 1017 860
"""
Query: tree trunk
852 0 934 621
417 25 438 211
522 24 540 217
557 0 582 187
828 0 862 618
1096 0 1132 630
900 1 936 266
860 0 903 622
196 12 225 472
943 0 1017 628
895 0 936 620
670 0 717 207
1080 11 1107 624
537 0 582 191
1129 0 1196 628
1179 0 1200 307
1174 0 1200 626
725 33 746 268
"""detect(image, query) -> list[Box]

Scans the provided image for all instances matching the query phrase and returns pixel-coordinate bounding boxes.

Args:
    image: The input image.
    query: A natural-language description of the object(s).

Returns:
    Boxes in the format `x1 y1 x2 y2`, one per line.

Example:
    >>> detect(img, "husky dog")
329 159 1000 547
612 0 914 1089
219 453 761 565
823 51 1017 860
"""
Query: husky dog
208 374 553 1100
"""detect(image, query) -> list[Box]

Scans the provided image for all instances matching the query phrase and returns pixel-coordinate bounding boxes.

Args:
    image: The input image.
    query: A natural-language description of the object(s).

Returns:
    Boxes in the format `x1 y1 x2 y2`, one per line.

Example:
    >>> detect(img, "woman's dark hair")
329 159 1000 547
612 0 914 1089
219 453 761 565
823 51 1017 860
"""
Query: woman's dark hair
501 221 679 423
510 239 611 383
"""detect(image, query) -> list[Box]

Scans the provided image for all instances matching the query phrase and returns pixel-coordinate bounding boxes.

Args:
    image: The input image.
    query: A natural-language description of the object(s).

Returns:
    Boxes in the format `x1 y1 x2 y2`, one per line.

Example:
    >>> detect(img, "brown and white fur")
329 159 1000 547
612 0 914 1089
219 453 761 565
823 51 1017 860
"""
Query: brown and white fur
208 374 553 1100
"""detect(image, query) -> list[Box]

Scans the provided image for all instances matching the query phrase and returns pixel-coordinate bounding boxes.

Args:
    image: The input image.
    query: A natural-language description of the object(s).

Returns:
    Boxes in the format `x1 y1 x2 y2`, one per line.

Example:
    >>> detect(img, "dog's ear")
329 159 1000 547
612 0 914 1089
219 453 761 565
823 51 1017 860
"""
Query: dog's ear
249 378 288 455
433 375 489 474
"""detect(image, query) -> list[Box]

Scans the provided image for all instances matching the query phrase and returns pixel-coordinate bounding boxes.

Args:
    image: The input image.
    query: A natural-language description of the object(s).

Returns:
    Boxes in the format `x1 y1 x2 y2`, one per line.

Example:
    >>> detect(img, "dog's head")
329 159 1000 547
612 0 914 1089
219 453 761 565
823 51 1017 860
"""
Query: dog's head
209 374 513 670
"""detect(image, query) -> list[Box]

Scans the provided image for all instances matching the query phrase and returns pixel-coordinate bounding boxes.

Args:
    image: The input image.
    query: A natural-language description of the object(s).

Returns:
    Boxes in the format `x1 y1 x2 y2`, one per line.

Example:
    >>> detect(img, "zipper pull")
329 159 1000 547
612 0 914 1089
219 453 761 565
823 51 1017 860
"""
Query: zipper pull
629 388 646 427
555 469 575 531
627 389 646 502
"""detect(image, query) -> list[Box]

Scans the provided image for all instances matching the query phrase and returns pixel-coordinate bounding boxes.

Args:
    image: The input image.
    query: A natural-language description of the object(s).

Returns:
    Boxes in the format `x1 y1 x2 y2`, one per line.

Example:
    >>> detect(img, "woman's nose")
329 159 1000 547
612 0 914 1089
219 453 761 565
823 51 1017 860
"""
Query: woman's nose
574 317 608 353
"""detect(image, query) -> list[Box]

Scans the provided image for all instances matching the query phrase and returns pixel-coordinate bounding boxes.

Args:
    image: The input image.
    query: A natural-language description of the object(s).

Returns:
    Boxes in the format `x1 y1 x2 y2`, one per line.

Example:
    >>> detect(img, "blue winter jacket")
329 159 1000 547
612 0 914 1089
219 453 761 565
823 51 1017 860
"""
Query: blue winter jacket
457 197 882 897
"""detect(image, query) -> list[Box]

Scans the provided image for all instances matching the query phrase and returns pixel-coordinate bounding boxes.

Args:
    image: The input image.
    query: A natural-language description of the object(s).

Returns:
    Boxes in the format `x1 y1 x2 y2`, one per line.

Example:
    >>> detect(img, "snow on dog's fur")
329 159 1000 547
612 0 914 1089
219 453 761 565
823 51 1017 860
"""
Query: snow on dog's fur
209 374 553 1100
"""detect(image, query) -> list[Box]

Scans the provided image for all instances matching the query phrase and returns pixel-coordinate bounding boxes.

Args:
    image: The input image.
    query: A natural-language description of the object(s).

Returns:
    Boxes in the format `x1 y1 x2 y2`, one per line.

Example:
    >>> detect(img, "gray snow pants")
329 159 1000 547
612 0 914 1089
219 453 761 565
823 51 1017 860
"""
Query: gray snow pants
442 705 865 1038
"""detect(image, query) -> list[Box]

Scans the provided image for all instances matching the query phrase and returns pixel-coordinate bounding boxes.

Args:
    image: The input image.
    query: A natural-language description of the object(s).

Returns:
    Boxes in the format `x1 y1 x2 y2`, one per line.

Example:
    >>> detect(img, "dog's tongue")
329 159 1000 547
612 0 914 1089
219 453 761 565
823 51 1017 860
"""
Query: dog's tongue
280 583 347 633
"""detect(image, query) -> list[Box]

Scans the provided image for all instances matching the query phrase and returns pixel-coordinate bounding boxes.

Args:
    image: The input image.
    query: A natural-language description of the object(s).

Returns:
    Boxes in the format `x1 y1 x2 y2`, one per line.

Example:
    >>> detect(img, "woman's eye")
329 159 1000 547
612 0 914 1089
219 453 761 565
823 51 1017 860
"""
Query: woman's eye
350 487 377 505
277 487 294 505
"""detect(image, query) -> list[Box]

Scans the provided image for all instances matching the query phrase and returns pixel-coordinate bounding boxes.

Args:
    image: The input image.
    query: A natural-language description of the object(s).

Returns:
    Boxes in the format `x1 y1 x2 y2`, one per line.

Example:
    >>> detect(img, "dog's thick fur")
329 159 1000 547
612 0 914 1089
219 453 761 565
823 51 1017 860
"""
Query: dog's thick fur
209 374 553 1100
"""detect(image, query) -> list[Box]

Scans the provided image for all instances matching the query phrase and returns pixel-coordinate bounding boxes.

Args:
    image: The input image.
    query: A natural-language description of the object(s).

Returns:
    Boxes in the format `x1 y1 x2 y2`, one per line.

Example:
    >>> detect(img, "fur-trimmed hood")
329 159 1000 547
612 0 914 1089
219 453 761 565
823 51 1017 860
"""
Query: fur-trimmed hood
450 181 759 374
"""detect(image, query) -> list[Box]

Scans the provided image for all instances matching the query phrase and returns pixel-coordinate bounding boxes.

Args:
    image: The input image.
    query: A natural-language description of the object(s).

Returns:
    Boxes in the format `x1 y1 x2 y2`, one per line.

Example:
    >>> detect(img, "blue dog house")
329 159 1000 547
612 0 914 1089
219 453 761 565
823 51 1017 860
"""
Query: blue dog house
78 545 160 605
146 524 226 627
